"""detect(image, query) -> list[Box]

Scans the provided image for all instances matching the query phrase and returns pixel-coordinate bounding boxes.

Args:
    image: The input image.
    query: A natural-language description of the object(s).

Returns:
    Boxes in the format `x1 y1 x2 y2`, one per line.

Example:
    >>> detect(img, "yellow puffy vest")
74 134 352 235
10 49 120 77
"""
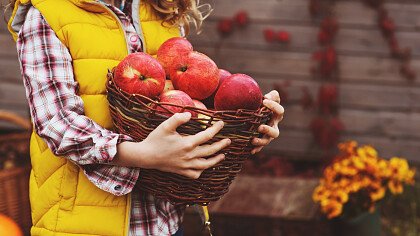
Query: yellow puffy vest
8 0 179 235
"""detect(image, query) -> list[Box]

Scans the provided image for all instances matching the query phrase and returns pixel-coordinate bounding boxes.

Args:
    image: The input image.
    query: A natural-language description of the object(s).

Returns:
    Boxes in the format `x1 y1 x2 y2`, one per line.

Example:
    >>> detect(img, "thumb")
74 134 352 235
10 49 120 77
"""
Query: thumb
160 112 191 132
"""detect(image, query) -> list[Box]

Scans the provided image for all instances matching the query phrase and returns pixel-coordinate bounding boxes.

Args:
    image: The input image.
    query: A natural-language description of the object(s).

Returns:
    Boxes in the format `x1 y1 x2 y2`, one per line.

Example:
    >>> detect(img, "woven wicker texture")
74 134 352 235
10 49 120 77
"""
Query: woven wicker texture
0 110 31 234
106 71 272 205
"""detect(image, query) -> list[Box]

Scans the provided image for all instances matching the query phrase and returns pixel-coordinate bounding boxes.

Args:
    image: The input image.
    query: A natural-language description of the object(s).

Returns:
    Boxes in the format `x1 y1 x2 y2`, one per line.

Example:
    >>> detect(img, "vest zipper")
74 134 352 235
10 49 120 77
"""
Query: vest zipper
91 1 131 55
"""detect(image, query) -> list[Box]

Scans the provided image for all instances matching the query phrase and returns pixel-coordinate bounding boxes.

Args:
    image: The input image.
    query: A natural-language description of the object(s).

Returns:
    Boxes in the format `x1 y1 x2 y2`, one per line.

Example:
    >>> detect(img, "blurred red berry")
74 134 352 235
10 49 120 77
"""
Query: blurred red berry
318 84 338 114
217 18 234 36
318 30 333 45
234 11 249 27
400 64 417 80
277 31 291 43
321 17 339 36
264 28 276 43
301 87 314 110
388 36 401 58
330 117 345 132
379 16 395 36
309 0 321 17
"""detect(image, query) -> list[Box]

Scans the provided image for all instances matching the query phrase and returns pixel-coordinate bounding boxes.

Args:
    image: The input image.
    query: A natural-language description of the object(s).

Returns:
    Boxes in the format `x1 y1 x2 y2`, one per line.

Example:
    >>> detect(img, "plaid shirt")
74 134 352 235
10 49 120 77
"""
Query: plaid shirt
16 3 185 236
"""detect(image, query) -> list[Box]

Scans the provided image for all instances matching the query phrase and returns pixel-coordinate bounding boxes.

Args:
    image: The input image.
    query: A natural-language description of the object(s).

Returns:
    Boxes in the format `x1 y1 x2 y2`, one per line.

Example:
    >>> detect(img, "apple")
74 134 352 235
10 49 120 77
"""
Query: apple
214 74 263 110
169 51 219 100
193 99 207 110
164 80 174 92
203 69 232 108
113 52 165 99
155 90 195 117
157 37 193 75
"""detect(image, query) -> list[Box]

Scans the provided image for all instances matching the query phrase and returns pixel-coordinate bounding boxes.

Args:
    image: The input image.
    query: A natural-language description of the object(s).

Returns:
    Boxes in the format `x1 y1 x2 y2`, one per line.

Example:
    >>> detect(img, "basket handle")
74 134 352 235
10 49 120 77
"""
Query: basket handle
0 110 31 130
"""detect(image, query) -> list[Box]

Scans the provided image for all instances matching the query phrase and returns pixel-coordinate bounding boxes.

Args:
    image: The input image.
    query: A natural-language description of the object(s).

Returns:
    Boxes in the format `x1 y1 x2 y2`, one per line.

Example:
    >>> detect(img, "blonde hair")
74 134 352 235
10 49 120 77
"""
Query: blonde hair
5 0 212 34
144 0 212 35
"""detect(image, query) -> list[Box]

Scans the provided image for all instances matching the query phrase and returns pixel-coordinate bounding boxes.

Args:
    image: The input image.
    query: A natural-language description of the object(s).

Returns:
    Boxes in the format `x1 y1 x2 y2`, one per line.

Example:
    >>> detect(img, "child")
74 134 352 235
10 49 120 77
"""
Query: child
7 0 284 235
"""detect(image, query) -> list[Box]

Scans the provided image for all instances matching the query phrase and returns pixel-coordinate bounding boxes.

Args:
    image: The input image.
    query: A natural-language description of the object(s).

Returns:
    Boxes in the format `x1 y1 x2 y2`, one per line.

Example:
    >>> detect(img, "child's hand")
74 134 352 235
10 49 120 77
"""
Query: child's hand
117 112 230 179
251 90 284 154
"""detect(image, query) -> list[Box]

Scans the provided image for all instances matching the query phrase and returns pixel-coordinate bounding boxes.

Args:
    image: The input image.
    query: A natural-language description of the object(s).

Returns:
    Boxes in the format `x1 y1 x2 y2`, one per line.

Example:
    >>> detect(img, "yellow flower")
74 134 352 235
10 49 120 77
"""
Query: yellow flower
388 180 403 194
333 190 349 204
338 141 357 155
313 186 330 202
346 181 362 193
321 200 343 219
351 156 366 170
358 145 378 158
369 182 386 201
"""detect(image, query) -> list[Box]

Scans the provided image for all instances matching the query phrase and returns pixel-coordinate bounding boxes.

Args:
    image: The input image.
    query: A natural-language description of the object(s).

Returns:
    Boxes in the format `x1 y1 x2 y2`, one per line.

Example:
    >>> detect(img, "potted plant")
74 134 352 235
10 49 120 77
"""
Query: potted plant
313 141 415 236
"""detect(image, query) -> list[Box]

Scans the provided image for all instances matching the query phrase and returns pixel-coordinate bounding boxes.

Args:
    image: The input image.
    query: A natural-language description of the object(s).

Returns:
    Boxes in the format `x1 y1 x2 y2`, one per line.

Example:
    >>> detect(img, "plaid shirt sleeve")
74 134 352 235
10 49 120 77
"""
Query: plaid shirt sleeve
16 7 139 196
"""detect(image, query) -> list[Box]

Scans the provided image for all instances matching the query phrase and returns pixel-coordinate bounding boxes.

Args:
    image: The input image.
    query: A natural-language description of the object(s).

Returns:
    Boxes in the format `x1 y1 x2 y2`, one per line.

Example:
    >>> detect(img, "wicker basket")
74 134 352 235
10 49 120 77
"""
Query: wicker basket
106 71 272 205
0 110 31 234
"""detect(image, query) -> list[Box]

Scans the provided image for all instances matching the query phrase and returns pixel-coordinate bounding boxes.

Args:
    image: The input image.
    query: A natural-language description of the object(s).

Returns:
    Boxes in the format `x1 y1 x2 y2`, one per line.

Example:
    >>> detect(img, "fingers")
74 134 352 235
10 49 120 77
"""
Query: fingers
263 99 284 120
252 136 273 147
193 138 231 158
160 112 191 132
258 124 280 139
180 153 226 179
187 120 225 145
251 146 263 155
264 90 280 103
190 153 226 171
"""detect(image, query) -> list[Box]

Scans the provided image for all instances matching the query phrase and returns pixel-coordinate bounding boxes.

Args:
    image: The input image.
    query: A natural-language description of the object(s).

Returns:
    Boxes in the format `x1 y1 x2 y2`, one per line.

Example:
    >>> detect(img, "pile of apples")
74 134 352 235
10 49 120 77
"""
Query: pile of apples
113 37 263 116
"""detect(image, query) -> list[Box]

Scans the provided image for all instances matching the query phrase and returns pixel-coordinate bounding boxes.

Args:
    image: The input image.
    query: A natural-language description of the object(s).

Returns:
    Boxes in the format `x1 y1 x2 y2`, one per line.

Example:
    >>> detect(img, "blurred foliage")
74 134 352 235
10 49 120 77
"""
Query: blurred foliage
382 182 420 236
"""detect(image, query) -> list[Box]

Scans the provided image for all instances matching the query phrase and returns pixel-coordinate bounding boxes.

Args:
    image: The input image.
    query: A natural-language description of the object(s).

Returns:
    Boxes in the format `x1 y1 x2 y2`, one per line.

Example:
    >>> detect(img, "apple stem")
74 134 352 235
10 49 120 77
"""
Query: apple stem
180 66 188 72
140 75 147 80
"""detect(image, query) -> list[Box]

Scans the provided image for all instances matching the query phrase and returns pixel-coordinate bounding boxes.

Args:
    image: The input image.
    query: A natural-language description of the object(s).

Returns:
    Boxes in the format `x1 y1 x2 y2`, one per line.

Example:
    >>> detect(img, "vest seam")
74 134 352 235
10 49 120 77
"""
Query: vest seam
32 226 116 236
32 200 60 226
55 22 120 31
54 160 67 233
36 162 67 188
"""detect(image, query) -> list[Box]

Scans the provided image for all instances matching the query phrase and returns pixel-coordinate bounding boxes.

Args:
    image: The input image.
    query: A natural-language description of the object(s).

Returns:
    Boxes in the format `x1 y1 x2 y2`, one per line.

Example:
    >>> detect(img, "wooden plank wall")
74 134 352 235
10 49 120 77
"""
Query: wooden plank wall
0 0 418 161
188 0 420 161
0 2 30 129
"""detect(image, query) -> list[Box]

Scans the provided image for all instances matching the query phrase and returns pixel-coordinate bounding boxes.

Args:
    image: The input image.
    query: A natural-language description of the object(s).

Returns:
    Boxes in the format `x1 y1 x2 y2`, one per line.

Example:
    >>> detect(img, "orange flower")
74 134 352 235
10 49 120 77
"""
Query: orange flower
333 190 349 204
313 186 330 202
321 199 343 219
357 145 378 158
338 141 357 155
369 182 386 201
388 180 403 194
313 141 415 219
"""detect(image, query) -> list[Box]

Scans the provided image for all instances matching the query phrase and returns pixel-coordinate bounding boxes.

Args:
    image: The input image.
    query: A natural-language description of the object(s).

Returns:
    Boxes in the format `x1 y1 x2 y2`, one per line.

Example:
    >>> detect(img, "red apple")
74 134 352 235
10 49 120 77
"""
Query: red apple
203 69 232 108
214 74 262 110
155 90 195 117
164 80 174 92
157 37 193 75
169 51 219 100
113 52 165 98
193 99 207 110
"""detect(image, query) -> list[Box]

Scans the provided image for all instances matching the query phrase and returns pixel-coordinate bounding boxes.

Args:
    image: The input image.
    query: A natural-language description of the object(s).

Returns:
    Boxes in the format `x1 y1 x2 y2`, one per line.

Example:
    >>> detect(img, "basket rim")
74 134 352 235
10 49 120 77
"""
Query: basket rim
106 69 272 117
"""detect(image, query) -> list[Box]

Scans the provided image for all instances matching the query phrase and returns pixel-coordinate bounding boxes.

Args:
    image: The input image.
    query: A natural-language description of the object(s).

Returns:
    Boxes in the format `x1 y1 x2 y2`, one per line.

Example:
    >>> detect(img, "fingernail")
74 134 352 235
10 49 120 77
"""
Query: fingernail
226 139 231 145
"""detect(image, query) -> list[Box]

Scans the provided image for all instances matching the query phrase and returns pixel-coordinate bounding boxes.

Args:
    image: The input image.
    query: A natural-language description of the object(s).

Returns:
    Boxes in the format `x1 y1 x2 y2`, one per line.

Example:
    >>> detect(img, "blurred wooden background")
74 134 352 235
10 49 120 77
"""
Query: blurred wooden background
0 0 29 128
0 0 419 161
189 0 420 162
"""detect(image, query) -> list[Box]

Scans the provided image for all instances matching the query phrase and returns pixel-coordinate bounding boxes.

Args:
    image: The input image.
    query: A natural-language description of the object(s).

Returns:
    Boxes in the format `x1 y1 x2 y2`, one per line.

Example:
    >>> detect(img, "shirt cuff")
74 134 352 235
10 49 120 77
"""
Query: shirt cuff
83 164 140 196
95 133 134 164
